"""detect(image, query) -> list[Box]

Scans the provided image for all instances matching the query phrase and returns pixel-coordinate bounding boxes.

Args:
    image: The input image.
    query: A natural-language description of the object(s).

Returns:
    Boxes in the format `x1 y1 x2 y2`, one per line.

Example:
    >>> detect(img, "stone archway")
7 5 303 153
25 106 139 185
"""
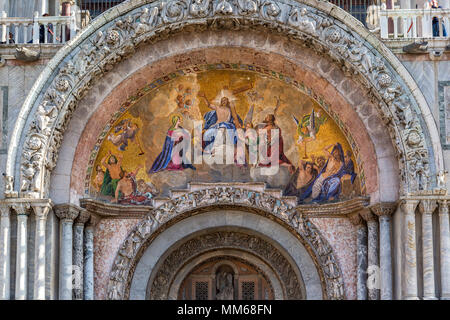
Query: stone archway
146 231 304 300
106 187 346 300
4 0 444 202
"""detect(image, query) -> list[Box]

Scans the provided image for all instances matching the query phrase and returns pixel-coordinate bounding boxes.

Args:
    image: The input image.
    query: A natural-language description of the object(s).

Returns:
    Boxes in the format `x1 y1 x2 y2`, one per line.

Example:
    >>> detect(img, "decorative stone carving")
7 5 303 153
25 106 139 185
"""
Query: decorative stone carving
370 202 397 217
149 231 303 299
10 0 437 199
190 0 211 17
3 175 17 198
288 7 316 35
74 208 91 225
236 0 258 15
437 170 448 189
107 187 345 300
54 204 80 222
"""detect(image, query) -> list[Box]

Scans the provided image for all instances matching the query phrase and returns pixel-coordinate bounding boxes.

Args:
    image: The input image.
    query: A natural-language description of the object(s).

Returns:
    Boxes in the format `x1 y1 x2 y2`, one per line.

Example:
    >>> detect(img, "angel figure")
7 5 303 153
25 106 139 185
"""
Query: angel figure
292 109 327 158
108 118 145 155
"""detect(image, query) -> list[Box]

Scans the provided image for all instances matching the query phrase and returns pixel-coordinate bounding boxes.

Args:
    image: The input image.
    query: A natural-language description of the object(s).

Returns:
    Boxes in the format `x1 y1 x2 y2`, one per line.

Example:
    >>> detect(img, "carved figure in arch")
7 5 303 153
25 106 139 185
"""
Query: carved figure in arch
216 269 234 300
237 0 259 15
36 101 58 136
190 0 210 17
288 7 316 35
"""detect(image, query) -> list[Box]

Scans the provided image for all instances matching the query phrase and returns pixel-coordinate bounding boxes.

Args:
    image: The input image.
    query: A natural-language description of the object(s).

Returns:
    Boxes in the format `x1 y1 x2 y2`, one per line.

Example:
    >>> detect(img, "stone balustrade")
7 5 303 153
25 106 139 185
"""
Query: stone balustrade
0 11 76 44
380 6 450 39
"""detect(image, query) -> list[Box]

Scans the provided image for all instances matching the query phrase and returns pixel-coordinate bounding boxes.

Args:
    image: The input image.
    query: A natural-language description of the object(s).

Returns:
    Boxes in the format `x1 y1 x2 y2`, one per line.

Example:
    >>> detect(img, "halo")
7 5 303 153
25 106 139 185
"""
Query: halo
212 89 237 105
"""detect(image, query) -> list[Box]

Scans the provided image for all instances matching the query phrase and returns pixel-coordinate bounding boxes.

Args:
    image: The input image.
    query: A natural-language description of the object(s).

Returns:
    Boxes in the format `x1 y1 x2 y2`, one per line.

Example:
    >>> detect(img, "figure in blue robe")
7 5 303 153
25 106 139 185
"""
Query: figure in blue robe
199 93 243 153
149 115 196 174
298 143 346 203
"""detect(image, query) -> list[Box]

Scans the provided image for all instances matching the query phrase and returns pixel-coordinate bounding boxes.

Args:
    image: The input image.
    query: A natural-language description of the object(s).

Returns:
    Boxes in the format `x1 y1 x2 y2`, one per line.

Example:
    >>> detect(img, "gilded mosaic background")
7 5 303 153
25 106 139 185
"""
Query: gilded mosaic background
87 67 362 205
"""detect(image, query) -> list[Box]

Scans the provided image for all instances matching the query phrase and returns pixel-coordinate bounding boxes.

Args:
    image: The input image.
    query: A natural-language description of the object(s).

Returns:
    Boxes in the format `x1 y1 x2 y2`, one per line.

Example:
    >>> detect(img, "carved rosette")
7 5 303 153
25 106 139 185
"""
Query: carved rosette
14 0 433 200
106 187 345 300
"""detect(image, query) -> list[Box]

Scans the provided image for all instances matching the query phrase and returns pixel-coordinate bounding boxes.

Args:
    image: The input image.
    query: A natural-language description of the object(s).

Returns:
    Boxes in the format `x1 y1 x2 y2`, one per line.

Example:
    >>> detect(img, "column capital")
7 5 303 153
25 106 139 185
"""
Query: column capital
370 202 397 217
418 199 438 215
54 203 79 222
360 207 377 222
438 200 448 215
86 213 100 228
400 199 419 214
11 202 31 216
348 212 363 226
74 208 90 225
0 203 10 218
31 201 52 220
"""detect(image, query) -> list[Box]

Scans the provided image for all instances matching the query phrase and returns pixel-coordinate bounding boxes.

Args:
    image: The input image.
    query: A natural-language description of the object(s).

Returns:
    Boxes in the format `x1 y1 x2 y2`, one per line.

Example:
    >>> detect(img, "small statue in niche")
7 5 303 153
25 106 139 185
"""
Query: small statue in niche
216 270 234 300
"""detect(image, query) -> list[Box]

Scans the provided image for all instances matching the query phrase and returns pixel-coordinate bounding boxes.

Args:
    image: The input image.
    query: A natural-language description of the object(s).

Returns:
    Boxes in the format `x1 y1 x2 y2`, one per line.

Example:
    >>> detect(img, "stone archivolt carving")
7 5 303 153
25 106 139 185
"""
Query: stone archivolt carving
107 187 346 300
13 0 436 199
149 231 302 299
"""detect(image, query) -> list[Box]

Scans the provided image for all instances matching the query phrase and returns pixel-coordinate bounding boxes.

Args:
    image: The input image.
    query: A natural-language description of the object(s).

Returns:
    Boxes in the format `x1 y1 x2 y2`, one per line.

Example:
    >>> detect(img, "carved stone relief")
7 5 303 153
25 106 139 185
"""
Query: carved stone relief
148 231 303 299
106 187 346 300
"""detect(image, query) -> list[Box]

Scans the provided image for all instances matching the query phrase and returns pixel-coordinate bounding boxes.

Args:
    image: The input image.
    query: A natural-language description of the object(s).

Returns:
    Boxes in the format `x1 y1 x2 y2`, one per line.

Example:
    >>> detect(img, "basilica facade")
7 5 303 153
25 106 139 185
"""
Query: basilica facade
0 0 449 300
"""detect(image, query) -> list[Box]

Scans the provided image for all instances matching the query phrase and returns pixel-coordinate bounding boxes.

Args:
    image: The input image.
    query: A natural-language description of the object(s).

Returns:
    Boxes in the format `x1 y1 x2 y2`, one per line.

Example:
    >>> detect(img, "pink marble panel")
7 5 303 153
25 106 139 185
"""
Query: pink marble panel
310 217 357 300
94 218 140 299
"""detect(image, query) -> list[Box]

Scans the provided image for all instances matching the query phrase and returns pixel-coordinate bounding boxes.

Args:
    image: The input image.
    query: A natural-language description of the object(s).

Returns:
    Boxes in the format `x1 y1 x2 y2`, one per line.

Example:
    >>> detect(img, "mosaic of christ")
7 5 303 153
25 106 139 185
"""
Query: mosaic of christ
88 68 362 205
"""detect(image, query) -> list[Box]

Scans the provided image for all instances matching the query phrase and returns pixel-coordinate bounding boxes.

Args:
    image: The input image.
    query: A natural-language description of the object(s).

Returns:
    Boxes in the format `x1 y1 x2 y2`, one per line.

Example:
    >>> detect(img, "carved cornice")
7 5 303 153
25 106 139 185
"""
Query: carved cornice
80 196 369 219
370 202 397 217
80 198 152 219
54 203 80 222
8 0 440 200
107 186 346 300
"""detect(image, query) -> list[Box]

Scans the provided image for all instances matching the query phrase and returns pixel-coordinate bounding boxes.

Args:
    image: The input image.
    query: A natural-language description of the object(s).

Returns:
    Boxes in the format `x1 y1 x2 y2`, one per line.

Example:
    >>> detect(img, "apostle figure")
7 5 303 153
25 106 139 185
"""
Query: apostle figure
148 115 196 173
257 114 293 169
100 151 124 197
284 160 318 200
299 143 345 202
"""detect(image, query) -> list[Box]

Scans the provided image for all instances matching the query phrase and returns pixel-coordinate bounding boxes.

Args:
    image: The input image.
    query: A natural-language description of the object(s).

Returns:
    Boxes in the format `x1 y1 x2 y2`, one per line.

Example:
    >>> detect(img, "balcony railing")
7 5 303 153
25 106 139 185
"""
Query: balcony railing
0 11 76 44
380 5 450 39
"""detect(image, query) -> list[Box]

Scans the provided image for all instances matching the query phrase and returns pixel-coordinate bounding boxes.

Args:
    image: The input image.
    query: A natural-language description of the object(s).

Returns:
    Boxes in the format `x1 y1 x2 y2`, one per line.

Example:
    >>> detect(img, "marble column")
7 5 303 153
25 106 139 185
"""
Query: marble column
32 202 52 300
400 199 419 300
73 209 90 300
83 214 98 300
371 203 396 300
54 204 79 300
361 208 380 300
0 205 10 300
349 212 367 300
418 199 438 300
438 200 450 300
13 203 30 300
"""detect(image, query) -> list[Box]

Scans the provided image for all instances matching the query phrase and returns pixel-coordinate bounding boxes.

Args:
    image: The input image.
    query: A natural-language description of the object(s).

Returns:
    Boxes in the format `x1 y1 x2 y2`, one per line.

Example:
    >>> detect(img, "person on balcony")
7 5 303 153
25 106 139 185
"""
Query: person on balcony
430 0 447 37
39 13 60 43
